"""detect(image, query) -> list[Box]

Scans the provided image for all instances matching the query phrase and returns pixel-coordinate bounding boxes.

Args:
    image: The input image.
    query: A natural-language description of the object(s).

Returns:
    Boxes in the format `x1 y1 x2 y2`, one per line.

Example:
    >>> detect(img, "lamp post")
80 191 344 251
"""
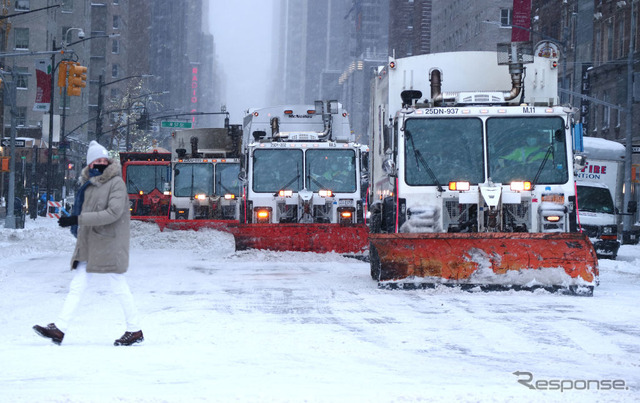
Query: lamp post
95 74 153 145
58 27 84 200
2 69 18 228
57 29 119 199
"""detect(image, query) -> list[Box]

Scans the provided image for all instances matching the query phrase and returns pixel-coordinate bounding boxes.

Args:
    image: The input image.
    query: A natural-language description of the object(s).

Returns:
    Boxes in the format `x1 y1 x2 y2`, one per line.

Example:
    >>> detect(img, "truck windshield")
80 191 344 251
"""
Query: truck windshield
125 165 170 194
577 185 615 214
215 163 241 197
306 149 357 193
252 149 303 193
173 163 213 197
487 117 568 184
404 117 484 185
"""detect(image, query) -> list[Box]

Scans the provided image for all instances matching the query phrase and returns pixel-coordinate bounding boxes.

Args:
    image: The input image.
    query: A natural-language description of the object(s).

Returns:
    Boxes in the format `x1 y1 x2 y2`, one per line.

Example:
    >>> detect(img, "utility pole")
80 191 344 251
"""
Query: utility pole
45 39 56 205
4 69 18 229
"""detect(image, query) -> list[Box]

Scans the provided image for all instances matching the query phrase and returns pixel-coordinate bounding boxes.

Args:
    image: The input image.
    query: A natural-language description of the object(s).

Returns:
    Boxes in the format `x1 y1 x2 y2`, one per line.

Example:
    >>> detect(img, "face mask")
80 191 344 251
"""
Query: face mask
93 163 108 173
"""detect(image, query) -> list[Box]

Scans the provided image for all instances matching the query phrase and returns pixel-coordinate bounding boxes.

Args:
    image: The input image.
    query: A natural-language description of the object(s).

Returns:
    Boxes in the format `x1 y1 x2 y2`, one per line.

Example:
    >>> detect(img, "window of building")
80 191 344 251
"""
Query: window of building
14 28 29 50
595 26 602 65
60 93 70 109
110 88 119 99
602 92 610 129
113 15 120 30
112 39 119 54
61 26 71 43
16 67 28 89
500 9 512 27
112 64 119 78
16 107 27 126
618 19 625 58
113 0 119 4
61 0 73 12
15 0 29 11
607 23 614 61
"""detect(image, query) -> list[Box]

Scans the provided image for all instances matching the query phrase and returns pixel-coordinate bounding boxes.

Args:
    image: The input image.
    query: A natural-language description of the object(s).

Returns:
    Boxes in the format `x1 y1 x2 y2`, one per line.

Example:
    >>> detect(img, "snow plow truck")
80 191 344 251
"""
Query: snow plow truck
167 125 242 222
119 148 172 221
236 101 369 253
368 42 598 295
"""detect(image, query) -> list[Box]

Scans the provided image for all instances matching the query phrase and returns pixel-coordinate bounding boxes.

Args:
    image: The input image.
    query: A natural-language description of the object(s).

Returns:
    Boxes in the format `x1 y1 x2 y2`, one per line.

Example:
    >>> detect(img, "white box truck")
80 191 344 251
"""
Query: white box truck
575 137 625 259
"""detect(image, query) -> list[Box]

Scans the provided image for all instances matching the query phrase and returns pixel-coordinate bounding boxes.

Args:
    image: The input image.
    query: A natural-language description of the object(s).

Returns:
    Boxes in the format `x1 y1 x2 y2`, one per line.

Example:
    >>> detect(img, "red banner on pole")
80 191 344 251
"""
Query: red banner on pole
34 59 51 112
511 0 532 42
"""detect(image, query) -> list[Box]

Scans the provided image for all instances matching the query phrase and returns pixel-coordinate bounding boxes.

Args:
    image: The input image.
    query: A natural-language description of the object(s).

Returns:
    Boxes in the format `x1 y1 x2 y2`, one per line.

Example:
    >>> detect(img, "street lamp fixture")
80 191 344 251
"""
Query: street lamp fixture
63 27 85 49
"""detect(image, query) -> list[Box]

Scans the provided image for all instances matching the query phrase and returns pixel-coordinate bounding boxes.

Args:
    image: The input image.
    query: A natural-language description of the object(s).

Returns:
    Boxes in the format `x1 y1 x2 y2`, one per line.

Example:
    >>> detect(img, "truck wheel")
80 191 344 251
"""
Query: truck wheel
369 205 382 233
370 243 381 280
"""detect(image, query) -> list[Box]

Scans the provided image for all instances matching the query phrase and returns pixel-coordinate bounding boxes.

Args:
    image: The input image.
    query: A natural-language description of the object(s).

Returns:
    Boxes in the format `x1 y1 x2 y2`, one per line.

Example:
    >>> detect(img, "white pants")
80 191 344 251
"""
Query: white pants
57 262 141 332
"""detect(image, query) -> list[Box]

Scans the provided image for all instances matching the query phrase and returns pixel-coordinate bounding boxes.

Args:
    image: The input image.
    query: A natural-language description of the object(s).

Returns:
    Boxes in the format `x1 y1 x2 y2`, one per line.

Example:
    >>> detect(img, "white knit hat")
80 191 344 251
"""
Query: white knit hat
86 140 109 166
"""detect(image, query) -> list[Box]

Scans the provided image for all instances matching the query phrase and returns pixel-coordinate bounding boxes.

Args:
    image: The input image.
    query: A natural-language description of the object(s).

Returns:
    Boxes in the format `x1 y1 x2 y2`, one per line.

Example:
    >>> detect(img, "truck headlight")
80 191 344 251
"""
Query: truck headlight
254 207 272 223
602 225 615 235
337 207 355 224
510 181 532 192
448 181 470 191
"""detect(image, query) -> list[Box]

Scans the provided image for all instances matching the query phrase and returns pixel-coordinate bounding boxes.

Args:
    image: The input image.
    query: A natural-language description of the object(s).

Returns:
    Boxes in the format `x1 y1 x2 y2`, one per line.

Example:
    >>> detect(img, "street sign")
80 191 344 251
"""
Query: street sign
1 139 26 147
161 121 192 129
633 145 640 154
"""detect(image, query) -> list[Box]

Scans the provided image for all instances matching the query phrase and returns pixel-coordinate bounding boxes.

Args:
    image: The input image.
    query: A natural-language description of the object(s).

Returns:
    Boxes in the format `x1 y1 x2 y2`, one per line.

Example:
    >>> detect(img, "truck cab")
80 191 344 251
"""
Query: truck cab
576 181 619 258
575 137 626 259
120 150 172 220
241 101 365 225
170 126 242 220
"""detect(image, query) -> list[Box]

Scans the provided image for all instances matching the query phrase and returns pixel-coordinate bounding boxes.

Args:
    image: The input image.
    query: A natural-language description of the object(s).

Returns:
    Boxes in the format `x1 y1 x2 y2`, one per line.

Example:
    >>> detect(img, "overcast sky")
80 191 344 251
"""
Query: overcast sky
209 1 276 124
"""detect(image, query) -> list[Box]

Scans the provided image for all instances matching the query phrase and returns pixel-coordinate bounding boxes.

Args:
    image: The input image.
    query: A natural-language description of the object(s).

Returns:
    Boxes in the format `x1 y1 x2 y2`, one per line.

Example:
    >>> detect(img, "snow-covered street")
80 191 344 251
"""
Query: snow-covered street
0 218 638 402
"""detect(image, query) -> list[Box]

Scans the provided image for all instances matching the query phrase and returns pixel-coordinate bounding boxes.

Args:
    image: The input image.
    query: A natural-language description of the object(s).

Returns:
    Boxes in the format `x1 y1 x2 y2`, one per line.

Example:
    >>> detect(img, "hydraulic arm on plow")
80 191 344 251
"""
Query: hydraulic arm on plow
368 43 598 295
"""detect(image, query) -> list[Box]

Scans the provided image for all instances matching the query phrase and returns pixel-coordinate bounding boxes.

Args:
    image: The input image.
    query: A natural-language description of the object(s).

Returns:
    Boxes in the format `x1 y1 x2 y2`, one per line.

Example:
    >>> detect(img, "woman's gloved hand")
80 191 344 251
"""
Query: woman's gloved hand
58 215 78 227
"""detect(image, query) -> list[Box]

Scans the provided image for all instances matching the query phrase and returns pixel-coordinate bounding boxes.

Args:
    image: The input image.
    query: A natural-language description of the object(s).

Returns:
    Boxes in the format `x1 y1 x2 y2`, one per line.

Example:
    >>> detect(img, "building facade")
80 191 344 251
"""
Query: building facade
1 0 219 205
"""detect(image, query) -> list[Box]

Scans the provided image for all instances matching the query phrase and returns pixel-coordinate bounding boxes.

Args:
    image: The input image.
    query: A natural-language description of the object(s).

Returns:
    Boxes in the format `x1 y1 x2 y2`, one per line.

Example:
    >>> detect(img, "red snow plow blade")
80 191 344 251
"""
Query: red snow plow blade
369 232 599 295
232 223 369 253
154 219 369 253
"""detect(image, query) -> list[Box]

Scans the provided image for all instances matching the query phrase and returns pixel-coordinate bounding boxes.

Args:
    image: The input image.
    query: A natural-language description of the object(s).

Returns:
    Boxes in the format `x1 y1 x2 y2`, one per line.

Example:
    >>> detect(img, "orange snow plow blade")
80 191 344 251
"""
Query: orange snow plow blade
369 232 599 295
154 219 369 254
231 223 369 253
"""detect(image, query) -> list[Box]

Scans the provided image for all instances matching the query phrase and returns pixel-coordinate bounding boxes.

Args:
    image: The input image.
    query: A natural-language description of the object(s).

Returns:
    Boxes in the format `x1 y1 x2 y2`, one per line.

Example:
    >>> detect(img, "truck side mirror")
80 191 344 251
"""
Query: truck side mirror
627 200 637 214
573 154 586 173
238 169 247 183
382 158 396 177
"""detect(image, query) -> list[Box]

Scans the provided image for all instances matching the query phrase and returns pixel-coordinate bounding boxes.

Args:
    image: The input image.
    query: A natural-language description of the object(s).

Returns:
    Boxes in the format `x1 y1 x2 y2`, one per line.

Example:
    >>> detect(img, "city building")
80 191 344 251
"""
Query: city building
0 0 220 210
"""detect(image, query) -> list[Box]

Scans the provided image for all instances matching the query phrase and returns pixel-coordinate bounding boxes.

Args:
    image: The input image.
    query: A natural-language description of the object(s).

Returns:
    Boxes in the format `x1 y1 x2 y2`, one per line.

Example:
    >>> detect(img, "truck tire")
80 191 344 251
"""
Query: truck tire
370 243 381 280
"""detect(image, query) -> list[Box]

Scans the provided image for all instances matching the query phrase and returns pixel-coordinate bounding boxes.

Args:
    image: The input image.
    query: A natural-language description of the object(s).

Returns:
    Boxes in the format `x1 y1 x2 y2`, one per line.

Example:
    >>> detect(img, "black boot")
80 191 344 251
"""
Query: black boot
114 330 144 346
33 323 64 345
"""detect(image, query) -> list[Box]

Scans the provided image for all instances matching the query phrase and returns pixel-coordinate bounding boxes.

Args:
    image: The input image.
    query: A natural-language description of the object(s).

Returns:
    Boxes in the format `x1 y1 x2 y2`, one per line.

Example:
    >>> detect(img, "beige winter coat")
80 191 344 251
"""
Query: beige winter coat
70 160 130 273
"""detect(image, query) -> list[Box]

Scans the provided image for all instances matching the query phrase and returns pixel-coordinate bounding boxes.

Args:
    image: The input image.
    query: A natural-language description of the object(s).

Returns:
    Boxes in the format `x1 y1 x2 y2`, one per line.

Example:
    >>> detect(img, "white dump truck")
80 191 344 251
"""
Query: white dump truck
575 137 625 259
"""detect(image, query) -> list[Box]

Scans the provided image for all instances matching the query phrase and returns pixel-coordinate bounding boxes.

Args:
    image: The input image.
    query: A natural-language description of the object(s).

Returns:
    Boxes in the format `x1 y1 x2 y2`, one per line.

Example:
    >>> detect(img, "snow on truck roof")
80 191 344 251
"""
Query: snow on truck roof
582 137 625 160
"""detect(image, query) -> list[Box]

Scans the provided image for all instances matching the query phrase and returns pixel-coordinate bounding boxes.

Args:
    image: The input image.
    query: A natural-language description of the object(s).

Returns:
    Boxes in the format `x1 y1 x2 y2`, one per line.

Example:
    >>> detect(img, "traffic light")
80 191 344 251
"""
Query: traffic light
67 62 87 96
67 162 75 170
57 61 69 93
137 110 151 130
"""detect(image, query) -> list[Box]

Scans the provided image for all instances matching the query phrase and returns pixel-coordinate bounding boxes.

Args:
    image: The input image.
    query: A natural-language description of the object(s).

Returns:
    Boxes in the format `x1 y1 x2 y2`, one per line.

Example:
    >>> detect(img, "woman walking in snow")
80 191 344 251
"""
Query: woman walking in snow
33 141 144 346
